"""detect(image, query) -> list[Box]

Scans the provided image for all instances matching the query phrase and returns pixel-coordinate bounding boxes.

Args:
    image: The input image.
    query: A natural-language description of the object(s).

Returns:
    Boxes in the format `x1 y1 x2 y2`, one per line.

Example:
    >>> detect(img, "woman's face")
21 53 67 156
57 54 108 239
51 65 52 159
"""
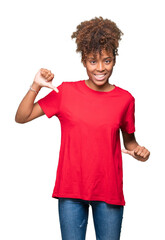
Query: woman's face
83 49 115 87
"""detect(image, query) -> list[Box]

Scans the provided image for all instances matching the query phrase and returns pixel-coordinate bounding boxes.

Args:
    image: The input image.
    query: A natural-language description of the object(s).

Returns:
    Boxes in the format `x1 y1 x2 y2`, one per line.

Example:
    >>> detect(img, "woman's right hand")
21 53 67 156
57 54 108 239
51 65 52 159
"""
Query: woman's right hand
33 68 59 93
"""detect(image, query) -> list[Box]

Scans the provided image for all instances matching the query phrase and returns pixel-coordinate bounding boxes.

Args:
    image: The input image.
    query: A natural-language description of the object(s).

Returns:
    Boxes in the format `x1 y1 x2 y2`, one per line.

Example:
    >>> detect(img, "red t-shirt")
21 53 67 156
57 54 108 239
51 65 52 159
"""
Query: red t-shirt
38 80 135 206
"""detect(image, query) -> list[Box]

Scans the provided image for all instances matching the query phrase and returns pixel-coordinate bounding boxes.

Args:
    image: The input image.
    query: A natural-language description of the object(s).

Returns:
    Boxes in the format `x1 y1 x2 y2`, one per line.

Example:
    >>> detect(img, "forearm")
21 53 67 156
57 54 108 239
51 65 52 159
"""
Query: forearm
15 82 41 123
122 132 150 161
121 132 139 151
124 140 139 151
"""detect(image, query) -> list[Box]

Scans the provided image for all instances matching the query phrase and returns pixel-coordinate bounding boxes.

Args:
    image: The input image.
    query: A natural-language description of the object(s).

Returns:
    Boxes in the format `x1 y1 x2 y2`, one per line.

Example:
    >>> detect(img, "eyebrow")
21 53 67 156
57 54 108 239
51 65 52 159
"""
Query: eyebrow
88 57 113 60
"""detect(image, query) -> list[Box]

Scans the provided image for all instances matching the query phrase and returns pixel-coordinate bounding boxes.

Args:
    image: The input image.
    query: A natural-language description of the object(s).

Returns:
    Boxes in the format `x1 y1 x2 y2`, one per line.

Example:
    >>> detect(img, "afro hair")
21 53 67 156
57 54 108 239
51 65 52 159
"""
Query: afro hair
71 16 123 63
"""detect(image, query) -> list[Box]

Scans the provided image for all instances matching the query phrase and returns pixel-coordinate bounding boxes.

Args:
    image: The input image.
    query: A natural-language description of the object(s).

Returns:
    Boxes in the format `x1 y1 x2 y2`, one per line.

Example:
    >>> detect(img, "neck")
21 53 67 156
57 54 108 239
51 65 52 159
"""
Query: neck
86 79 113 92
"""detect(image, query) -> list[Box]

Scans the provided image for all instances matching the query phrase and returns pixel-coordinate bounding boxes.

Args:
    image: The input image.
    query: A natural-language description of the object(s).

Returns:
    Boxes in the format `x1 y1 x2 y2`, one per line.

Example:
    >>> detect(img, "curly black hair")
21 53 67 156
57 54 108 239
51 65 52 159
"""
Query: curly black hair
71 16 123 63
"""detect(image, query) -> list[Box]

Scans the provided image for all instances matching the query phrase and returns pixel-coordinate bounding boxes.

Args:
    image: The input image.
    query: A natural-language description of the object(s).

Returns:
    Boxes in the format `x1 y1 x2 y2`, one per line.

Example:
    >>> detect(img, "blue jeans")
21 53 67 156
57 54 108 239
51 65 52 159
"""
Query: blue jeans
58 198 124 240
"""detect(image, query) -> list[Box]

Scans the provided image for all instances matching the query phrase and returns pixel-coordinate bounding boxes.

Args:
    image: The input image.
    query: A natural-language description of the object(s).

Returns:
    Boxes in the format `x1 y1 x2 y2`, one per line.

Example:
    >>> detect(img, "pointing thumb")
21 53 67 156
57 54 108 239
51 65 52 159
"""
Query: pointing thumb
46 82 59 93
52 86 59 93
121 149 128 154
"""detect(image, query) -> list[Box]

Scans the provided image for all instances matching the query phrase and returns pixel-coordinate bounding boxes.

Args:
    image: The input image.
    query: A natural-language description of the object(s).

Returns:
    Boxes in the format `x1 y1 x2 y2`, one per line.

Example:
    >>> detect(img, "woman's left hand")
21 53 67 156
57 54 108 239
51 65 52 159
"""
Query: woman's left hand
121 145 150 162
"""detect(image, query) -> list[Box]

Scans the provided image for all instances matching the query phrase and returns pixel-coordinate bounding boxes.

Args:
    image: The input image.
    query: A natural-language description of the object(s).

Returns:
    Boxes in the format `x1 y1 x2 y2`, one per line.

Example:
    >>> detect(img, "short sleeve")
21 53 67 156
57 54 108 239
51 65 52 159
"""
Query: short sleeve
120 97 135 134
37 82 63 118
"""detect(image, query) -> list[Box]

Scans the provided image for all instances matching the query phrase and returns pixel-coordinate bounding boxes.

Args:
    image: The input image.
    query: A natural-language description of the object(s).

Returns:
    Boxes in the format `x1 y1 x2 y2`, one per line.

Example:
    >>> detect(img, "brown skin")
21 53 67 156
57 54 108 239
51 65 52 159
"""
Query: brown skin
15 68 56 123
16 16 150 166
121 132 150 162
83 49 115 92
15 62 150 161
83 49 150 162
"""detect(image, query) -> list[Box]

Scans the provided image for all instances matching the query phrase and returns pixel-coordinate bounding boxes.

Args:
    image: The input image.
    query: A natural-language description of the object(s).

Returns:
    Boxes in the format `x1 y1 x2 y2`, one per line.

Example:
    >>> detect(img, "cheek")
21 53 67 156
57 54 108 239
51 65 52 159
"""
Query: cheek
86 67 94 73
108 66 114 72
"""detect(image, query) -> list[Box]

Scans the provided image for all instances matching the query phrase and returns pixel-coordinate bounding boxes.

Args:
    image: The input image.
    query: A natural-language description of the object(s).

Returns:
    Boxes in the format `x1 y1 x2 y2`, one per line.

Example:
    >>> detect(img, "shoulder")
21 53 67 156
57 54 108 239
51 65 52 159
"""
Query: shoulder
56 81 74 91
116 85 135 102
61 80 82 86
58 80 83 90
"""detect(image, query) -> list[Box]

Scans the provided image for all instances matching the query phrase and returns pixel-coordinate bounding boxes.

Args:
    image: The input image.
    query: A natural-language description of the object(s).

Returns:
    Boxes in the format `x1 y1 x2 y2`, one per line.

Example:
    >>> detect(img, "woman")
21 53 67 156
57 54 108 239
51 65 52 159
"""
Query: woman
15 16 150 240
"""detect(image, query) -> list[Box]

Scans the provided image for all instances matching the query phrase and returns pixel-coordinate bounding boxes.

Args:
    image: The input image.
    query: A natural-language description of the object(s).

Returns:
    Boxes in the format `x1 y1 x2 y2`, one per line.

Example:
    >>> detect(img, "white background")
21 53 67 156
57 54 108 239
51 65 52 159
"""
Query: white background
0 0 164 239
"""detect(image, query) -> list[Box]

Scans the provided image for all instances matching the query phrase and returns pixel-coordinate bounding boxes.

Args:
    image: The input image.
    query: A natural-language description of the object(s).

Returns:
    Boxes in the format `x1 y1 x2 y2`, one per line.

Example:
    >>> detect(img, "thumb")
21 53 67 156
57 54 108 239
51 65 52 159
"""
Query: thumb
121 149 129 154
45 82 59 93
122 149 134 157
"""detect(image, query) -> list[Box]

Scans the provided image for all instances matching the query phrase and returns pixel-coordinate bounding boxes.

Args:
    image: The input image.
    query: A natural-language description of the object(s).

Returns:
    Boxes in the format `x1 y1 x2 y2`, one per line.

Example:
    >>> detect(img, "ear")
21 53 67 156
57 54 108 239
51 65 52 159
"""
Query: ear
113 57 116 66
83 60 86 67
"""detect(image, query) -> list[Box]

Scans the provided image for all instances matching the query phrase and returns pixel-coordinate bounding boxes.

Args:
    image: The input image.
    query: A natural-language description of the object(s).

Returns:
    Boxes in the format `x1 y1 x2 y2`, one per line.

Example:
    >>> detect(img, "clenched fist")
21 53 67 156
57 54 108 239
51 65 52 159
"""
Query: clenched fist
122 145 150 162
33 68 59 93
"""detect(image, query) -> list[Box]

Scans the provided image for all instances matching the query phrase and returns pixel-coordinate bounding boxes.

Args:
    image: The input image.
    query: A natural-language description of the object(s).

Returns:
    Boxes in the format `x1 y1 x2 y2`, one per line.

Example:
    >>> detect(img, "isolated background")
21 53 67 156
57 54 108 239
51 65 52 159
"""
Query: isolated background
1 0 164 239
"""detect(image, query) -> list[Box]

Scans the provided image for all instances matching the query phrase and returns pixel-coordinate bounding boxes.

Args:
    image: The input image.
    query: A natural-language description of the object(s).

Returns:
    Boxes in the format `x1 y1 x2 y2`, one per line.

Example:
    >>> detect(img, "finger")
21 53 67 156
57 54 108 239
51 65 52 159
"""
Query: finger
140 149 148 158
122 149 133 156
45 71 52 78
121 149 128 154
42 71 50 78
45 82 59 93
52 86 59 93
47 72 54 79
134 145 141 154
40 68 50 76
41 68 49 72
40 68 47 74
143 151 150 159
137 148 146 157
41 71 53 81
46 74 54 82
40 69 47 77
135 146 145 155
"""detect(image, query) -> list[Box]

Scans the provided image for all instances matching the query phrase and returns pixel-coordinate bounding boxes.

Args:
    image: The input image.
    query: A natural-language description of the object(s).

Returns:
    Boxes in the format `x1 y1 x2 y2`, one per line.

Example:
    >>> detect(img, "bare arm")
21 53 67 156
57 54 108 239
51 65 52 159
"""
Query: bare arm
121 131 139 151
15 82 44 123
15 68 59 123
121 130 150 162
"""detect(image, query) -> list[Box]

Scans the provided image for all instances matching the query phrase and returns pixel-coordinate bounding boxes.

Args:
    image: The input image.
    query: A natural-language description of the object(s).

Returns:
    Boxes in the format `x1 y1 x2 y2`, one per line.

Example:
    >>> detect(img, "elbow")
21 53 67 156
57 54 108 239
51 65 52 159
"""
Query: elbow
15 118 25 124
15 120 25 124
15 114 27 124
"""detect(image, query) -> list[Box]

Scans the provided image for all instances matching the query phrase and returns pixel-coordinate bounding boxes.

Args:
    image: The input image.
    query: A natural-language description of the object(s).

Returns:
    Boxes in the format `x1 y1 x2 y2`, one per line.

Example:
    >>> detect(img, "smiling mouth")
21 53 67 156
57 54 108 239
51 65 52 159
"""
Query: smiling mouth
94 74 107 80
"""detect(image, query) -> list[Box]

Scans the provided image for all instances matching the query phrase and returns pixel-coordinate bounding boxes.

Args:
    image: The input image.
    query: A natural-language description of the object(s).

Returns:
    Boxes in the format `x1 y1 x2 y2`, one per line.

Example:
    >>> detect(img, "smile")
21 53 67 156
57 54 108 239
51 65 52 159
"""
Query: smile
94 74 106 80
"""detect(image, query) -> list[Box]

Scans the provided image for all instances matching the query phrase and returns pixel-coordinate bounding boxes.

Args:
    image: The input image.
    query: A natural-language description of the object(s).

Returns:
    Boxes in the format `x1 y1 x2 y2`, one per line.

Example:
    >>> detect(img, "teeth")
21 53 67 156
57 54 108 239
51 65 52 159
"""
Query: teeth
94 74 105 77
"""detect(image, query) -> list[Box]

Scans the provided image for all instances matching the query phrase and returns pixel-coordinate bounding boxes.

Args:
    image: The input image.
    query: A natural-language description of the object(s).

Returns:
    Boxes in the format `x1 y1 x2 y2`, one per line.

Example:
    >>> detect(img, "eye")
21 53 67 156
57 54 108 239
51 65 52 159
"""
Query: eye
90 60 96 64
105 60 111 64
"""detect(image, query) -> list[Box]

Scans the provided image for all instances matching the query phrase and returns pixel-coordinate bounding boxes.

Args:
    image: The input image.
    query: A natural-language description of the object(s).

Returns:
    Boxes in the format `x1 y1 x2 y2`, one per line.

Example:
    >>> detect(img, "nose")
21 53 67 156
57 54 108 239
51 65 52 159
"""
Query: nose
96 61 105 71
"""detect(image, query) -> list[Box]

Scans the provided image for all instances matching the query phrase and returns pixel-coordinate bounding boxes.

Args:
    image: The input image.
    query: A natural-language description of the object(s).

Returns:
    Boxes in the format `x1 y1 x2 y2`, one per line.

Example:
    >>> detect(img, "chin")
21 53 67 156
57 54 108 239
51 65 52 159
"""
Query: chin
92 78 108 86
